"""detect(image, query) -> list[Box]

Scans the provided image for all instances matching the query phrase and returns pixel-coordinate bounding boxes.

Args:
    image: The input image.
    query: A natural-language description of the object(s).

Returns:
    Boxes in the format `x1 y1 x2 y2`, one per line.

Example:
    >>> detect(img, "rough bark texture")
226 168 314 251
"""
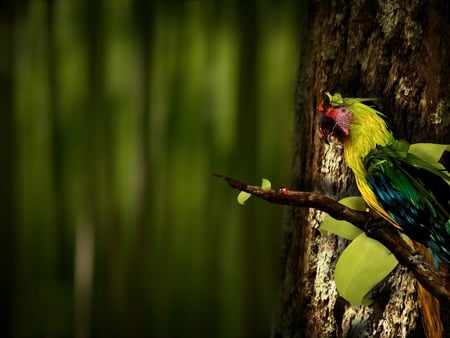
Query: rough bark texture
274 1 450 337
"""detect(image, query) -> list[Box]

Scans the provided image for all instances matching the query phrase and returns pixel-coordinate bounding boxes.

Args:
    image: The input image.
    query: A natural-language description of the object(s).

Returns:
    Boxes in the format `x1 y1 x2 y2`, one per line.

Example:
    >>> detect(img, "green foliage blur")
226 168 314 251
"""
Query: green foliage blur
3 0 301 337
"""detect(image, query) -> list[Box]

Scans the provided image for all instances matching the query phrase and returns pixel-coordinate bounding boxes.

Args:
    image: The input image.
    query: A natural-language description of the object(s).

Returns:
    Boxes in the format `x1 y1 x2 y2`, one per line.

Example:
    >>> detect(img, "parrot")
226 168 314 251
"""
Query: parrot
317 92 449 338
317 92 450 264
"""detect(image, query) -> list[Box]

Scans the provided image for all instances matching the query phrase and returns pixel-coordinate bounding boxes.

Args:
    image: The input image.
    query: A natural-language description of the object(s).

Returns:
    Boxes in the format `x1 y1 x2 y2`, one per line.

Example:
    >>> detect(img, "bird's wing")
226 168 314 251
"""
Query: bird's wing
364 141 450 263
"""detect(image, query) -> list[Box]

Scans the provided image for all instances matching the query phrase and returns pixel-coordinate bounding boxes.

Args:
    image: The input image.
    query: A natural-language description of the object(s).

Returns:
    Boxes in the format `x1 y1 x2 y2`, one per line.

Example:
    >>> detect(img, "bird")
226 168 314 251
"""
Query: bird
317 92 449 338
317 92 450 264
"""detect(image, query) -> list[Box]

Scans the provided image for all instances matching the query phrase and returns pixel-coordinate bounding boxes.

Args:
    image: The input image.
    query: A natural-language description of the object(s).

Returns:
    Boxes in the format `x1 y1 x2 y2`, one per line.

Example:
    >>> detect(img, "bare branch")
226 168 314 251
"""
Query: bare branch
215 174 450 303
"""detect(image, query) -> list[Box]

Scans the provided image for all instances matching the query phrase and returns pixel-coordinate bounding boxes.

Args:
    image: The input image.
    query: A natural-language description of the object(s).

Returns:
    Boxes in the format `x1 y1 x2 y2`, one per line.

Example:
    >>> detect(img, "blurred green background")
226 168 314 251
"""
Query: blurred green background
6 0 301 337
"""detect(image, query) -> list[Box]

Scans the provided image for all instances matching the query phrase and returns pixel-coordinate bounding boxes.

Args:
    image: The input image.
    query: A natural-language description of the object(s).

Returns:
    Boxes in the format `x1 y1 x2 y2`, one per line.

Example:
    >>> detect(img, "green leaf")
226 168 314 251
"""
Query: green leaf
237 191 251 205
338 196 367 211
261 178 271 190
409 143 449 167
236 178 271 205
335 233 398 305
319 196 366 240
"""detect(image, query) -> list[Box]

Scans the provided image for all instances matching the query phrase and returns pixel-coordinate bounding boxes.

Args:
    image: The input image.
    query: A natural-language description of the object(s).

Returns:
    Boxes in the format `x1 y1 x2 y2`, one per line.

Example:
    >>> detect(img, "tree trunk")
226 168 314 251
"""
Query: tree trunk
274 1 450 337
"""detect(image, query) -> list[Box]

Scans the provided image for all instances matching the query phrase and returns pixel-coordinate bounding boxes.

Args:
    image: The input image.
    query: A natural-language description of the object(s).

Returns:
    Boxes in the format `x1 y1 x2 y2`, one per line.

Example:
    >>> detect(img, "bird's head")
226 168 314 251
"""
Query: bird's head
317 94 352 144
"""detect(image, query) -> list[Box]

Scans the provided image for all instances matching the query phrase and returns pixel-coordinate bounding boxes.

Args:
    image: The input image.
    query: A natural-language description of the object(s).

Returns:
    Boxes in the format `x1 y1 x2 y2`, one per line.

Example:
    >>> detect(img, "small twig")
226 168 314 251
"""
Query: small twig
215 174 450 303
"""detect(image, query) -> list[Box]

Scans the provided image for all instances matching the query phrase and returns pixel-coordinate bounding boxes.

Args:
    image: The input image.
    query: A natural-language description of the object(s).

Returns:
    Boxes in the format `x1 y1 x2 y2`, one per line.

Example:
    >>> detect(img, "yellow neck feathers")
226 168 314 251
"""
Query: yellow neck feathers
343 101 391 179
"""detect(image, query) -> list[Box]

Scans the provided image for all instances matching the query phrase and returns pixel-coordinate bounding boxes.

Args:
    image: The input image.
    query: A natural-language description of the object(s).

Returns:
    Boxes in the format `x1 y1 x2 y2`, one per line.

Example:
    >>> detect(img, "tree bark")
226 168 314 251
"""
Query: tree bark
274 1 450 337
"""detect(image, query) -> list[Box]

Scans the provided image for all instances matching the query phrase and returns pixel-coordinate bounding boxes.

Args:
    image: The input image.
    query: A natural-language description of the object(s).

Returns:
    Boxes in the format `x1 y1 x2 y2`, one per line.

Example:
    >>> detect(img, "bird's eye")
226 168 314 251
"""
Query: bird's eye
341 108 347 113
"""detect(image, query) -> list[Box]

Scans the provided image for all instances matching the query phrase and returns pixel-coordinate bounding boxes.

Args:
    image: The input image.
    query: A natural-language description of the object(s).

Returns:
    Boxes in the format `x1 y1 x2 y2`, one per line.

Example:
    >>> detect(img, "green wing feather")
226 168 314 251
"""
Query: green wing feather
367 140 450 183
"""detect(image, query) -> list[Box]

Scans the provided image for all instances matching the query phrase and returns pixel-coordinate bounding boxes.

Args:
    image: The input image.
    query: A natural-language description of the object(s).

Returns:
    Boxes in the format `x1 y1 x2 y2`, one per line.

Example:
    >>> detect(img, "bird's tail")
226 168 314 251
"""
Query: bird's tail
416 244 443 338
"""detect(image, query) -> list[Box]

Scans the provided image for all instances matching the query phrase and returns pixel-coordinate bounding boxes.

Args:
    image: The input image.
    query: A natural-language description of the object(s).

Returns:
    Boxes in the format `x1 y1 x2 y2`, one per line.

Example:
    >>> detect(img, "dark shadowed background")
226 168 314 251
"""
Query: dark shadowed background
1 1 303 337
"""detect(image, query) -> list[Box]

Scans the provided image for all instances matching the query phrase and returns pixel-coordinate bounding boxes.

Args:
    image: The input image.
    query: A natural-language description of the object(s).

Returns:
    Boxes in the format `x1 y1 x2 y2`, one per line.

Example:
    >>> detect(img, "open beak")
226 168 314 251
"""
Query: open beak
318 127 330 145
318 115 335 145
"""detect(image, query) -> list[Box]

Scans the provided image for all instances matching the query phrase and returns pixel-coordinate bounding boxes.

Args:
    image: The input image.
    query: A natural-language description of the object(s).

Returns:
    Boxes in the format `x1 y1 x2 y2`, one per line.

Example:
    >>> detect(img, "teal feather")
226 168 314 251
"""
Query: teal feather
365 141 450 264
